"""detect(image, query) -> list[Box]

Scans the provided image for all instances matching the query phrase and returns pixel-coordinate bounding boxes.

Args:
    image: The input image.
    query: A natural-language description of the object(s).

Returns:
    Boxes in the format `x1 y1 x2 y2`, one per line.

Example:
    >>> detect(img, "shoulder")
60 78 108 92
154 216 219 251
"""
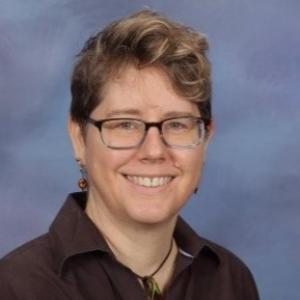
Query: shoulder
0 234 58 299
0 234 53 272
196 236 253 275
175 217 254 275
194 236 260 299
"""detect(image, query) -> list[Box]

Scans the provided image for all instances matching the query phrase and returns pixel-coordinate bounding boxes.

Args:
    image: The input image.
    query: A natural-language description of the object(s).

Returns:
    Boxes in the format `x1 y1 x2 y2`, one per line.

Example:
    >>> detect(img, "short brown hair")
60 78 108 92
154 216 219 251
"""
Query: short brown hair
70 9 212 129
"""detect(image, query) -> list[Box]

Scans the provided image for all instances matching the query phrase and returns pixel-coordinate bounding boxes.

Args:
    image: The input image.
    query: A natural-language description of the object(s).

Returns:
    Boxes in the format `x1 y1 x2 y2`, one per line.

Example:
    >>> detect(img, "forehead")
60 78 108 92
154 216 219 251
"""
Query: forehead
92 65 199 118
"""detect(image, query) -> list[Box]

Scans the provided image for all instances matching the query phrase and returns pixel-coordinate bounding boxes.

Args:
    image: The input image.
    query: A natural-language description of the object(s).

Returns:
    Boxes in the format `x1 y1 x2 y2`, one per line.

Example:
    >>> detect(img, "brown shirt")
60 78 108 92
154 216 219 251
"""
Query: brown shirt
0 192 259 300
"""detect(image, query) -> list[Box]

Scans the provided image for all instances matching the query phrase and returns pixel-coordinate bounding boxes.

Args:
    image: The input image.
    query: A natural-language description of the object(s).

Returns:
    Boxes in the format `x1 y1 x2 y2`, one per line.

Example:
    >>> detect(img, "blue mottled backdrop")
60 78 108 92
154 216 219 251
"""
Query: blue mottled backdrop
0 0 299 299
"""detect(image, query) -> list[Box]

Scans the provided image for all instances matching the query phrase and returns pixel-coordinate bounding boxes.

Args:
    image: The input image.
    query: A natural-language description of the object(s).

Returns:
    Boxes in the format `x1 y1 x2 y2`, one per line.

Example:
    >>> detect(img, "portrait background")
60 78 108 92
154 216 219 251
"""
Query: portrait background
0 0 299 299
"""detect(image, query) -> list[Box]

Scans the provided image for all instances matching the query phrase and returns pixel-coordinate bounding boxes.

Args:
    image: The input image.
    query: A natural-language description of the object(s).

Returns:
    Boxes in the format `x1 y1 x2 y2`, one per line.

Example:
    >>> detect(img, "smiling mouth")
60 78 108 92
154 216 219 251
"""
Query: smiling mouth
125 175 174 188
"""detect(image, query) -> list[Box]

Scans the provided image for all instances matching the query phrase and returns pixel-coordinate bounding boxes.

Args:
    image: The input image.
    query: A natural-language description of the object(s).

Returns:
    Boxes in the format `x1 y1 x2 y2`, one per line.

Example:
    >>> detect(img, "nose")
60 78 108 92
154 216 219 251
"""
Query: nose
137 126 167 161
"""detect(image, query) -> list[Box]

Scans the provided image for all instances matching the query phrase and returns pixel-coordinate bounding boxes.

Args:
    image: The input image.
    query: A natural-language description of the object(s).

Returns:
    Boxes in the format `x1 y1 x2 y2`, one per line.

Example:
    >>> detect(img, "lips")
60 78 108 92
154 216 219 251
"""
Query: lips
125 175 173 187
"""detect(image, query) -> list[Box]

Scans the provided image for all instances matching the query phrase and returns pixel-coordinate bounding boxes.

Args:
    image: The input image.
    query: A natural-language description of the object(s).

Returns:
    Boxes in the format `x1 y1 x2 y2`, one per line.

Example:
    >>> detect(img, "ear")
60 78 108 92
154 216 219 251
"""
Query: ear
68 116 86 165
205 120 215 143
202 120 215 160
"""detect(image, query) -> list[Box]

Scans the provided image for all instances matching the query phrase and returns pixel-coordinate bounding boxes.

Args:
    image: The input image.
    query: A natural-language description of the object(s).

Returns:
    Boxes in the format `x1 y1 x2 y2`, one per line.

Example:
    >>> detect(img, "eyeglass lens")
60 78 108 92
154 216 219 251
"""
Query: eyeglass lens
99 117 204 149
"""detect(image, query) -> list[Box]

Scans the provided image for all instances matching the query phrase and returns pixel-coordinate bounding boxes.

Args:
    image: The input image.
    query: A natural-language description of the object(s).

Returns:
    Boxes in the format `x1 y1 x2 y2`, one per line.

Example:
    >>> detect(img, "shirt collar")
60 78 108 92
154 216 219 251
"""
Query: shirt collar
48 192 112 276
49 192 221 276
174 217 221 265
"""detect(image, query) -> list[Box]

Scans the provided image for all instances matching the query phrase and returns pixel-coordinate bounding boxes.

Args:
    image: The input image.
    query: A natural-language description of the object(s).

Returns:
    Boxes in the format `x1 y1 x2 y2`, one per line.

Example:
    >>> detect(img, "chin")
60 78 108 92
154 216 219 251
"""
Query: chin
126 205 178 226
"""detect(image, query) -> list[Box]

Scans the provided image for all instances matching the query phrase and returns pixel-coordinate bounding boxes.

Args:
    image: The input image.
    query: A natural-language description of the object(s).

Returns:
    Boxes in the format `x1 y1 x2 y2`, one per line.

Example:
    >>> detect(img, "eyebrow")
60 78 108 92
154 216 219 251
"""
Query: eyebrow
105 109 141 118
163 111 200 118
105 109 199 118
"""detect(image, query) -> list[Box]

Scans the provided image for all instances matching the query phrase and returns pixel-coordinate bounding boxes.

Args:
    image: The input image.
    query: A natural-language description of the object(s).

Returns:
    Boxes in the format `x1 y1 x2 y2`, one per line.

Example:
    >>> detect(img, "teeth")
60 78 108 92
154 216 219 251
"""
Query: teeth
127 176 172 187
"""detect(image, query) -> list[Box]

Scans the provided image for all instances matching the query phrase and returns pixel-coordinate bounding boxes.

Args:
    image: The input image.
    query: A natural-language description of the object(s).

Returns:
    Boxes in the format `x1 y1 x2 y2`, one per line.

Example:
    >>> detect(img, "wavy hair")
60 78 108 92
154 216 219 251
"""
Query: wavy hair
70 9 212 129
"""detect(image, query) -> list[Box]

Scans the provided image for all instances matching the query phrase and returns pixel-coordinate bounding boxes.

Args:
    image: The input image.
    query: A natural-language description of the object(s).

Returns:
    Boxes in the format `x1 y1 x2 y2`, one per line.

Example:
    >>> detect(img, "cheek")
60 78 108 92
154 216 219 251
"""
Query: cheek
176 149 204 171
85 143 135 178
175 149 205 186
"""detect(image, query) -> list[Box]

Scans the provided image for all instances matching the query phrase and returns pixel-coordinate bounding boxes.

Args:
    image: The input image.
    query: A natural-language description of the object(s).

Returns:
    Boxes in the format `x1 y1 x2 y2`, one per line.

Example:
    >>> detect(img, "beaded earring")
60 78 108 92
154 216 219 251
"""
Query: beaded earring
78 167 88 191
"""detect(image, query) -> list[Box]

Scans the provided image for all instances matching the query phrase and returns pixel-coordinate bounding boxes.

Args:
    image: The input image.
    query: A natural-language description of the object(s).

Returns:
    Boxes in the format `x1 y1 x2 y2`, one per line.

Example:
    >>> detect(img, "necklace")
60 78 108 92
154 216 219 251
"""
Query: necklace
133 240 173 300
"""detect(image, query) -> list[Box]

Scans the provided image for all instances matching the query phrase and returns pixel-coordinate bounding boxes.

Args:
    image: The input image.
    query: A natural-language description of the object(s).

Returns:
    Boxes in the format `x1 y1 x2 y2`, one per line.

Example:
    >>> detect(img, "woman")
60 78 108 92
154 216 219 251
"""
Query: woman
0 9 259 300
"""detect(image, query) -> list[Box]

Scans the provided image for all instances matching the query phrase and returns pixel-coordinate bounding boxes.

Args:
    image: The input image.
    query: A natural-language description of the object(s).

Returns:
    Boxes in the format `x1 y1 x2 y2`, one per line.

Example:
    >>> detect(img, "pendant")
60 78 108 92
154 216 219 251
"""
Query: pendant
143 276 162 300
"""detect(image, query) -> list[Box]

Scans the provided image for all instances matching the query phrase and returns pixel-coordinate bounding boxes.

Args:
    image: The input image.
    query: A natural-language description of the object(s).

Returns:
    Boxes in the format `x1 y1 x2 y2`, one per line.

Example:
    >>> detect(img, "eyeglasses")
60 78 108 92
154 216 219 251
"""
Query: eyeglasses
86 116 205 149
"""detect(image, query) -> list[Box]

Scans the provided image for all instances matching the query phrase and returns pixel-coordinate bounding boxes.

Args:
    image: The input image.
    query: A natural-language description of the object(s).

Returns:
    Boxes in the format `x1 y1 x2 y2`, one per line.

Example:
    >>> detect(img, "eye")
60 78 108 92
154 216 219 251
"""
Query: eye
104 119 140 130
117 121 136 129
166 120 188 130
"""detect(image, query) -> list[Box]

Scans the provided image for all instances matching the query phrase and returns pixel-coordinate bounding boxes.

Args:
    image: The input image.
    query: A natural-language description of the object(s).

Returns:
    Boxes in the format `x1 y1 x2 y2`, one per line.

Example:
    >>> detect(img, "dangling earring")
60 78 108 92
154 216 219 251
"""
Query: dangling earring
78 166 88 191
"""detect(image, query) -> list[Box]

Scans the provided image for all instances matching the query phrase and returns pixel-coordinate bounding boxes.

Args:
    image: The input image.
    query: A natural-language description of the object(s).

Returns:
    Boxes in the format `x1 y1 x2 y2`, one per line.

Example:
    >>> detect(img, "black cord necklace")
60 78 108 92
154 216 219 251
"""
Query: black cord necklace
133 240 173 300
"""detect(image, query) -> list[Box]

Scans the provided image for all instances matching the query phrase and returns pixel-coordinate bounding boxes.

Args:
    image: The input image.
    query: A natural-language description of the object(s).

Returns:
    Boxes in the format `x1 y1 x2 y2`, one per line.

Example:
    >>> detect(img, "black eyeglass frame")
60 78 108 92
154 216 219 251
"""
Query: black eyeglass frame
86 116 206 150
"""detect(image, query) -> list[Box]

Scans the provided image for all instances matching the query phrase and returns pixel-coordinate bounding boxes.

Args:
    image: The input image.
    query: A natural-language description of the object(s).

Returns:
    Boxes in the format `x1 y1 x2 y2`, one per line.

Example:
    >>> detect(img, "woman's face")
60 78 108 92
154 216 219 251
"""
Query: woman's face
69 66 212 226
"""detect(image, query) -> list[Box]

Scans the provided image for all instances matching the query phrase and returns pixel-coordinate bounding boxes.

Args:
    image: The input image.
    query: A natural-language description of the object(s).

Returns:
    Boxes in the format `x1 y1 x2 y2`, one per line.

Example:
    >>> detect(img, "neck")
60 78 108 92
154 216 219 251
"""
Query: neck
85 193 178 292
